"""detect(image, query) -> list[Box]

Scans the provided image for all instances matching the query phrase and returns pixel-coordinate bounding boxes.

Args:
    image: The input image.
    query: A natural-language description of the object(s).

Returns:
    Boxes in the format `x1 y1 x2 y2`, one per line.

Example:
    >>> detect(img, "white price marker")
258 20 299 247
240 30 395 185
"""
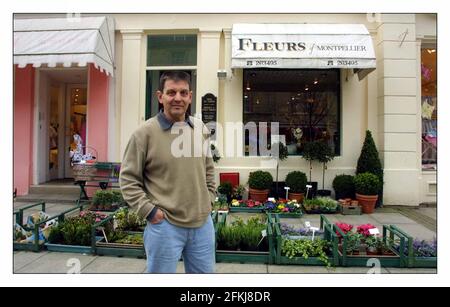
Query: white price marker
304 221 311 228
310 226 319 241
369 228 380 235
257 229 267 246
268 197 275 202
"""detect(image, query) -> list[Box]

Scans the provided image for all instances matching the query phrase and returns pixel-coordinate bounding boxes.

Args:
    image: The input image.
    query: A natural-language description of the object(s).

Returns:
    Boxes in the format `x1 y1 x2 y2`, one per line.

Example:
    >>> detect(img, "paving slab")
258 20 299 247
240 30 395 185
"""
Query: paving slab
13 251 49 272
15 252 97 273
216 263 267 273
325 267 389 274
336 215 380 225
268 265 328 273
417 208 437 220
369 213 417 224
82 256 147 273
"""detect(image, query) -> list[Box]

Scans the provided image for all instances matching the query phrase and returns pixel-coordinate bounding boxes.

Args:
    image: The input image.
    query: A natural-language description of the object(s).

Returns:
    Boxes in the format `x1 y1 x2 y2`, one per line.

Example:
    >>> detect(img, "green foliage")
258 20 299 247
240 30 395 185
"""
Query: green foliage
345 232 363 253
354 172 381 195
285 171 308 193
248 170 273 190
332 174 355 199
231 184 245 200
303 197 339 212
281 238 331 267
302 141 334 163
217 215 267 251
356 130 383 185
113 233 143 245
218 182 233 199
114 207 146 231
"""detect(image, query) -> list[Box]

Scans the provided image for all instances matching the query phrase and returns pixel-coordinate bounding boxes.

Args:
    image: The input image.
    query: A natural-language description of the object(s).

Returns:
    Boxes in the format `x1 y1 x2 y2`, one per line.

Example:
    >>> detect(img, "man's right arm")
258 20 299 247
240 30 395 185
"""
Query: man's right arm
119 134 156 221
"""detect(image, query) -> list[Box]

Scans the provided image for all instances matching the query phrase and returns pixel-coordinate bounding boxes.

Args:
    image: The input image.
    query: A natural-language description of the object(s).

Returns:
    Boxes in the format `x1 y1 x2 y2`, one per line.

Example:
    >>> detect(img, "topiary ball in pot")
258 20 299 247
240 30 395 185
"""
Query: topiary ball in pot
248 170 273 202
332 174 355 200
285 171 307 202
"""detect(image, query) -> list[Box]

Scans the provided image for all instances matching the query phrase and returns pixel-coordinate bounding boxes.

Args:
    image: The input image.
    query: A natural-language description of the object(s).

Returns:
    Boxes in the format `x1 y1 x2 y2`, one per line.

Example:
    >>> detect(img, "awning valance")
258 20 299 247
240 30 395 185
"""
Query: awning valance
231 23 376 79
14 16 115 76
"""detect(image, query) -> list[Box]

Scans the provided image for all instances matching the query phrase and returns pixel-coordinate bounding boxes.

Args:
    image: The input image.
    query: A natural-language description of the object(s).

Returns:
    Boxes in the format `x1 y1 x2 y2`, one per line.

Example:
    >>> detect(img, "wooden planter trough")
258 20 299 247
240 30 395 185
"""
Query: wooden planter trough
389 225 437 268
335 224 408 267
214 212 276 264
272 214 339 266
93 215 145 258
14 202 83 252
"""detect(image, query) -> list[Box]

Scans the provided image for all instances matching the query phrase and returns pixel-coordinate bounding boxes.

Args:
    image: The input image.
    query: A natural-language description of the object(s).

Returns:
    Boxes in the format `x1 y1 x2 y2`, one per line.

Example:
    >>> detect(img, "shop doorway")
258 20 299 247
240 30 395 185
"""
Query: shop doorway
35 68 87 183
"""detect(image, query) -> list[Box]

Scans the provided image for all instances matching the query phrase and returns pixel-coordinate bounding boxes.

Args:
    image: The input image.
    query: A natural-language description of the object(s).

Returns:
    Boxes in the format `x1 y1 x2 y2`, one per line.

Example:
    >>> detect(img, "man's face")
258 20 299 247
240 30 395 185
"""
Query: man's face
157 79 192 122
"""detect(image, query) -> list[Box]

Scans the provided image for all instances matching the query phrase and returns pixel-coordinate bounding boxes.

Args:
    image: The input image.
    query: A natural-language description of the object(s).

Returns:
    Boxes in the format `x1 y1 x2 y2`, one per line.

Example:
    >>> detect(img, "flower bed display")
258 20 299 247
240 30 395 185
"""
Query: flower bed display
271 214 339 266
389 225 437 268
302 197 340 214
214 213 275 264
94 208 146 258
228 199 265 213
14 202 82 252
45 209 109 254
334 222 408 267
263 199 303 218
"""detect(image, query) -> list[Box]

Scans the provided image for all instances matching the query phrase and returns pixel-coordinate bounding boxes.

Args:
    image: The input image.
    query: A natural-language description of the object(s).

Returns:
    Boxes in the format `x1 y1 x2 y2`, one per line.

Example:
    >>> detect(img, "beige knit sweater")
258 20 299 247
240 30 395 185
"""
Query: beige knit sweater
119 115 215 228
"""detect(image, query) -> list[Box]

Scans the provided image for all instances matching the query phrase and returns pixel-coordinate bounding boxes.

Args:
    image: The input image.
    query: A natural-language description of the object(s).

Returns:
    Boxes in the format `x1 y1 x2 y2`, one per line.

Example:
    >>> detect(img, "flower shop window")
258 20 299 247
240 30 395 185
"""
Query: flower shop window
243 69 340 156
421 46 437 170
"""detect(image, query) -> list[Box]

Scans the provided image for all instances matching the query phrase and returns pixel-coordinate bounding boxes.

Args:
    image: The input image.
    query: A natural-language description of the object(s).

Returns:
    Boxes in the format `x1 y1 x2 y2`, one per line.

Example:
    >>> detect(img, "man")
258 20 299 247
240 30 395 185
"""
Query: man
120 71 216 273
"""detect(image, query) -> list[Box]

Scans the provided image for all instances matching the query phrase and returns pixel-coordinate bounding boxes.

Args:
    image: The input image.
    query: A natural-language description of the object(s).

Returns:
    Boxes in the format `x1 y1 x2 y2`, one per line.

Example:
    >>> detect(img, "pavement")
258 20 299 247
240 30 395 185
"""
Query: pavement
13 201 437 274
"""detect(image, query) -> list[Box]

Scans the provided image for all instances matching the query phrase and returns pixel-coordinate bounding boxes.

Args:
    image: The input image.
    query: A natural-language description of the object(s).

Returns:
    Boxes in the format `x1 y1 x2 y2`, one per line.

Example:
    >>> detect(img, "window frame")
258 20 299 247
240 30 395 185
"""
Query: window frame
242 68 341 157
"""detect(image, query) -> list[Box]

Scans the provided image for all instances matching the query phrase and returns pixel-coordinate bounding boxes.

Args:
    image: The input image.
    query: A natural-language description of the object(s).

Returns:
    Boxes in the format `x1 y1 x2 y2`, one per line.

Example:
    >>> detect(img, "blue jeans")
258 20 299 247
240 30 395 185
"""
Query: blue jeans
143 215 215 273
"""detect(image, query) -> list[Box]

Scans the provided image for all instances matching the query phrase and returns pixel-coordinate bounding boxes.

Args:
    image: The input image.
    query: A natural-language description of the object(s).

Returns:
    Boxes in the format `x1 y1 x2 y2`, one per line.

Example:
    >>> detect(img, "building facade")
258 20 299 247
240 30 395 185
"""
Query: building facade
13 13 437 206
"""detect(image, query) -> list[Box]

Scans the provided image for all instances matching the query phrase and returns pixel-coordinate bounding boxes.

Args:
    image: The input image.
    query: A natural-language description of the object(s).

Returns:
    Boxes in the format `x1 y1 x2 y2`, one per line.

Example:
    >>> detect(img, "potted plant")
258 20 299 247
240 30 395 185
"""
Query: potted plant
354 172 381 214
248 170 273 202
332 174 355 200
284 171 307 202
356 130 384 207
302 141 328 198
231 184 245 200
218 181 233 203
314 142 334 197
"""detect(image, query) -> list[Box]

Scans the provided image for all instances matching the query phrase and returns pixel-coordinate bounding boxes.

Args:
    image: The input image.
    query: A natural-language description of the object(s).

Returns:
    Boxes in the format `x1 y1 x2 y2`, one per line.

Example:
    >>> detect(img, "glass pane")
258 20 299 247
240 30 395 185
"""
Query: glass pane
147 35 197 66
243 69 340 156
421 47 437 170
145 70 197 120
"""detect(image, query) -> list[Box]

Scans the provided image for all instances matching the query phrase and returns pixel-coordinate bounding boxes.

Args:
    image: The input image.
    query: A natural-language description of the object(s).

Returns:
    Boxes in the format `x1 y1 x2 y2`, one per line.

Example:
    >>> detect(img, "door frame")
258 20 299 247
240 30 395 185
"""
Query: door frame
48 81 65 180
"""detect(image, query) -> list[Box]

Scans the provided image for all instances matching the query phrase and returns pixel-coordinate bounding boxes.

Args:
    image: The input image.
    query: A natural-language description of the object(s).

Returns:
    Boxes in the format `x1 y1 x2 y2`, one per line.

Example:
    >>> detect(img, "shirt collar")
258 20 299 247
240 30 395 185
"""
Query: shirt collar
157 109 194 131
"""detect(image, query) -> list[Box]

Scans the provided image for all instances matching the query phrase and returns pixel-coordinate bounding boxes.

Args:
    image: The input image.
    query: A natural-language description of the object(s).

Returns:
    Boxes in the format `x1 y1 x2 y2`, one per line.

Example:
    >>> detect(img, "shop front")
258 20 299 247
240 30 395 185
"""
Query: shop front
13 16 115 195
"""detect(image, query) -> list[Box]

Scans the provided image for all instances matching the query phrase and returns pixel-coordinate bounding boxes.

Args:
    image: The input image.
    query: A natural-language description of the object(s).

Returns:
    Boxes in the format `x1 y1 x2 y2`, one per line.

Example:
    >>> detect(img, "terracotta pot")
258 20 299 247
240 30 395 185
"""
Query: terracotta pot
288 192 304 203
248 188 270 203
355 193 378 214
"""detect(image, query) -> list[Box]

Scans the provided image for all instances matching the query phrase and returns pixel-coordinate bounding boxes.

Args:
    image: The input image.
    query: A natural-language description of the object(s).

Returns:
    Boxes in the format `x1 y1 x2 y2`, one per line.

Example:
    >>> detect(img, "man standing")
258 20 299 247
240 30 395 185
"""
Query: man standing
120 71 216 273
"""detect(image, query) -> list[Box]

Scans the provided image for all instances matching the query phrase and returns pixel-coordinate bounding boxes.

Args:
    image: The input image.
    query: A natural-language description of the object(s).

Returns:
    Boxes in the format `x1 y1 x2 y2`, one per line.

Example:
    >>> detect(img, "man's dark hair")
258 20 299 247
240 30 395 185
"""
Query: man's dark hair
159 71 191 92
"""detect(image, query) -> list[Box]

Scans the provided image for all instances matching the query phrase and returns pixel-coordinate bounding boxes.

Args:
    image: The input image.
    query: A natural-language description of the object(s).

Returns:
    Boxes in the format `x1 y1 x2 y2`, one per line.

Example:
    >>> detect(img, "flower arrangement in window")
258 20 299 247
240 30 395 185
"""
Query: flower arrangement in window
291 127 303 144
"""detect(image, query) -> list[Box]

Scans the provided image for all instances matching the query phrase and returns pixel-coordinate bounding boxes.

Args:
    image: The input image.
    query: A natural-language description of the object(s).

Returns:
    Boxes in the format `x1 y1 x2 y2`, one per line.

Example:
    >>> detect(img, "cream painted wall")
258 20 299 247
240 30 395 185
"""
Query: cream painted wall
112 13 436 205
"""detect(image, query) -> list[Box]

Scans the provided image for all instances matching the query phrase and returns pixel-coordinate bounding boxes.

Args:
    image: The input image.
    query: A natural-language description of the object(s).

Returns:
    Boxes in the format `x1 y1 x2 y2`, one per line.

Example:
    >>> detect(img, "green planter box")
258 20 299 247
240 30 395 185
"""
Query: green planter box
216 250 272 264
214 212 276 264
95 231 145 258
14 202 84 252
272 214 339 267
335 224 408 267
229 207 265 213
45 236 102 254
388 225 437 268
271 212 303 218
